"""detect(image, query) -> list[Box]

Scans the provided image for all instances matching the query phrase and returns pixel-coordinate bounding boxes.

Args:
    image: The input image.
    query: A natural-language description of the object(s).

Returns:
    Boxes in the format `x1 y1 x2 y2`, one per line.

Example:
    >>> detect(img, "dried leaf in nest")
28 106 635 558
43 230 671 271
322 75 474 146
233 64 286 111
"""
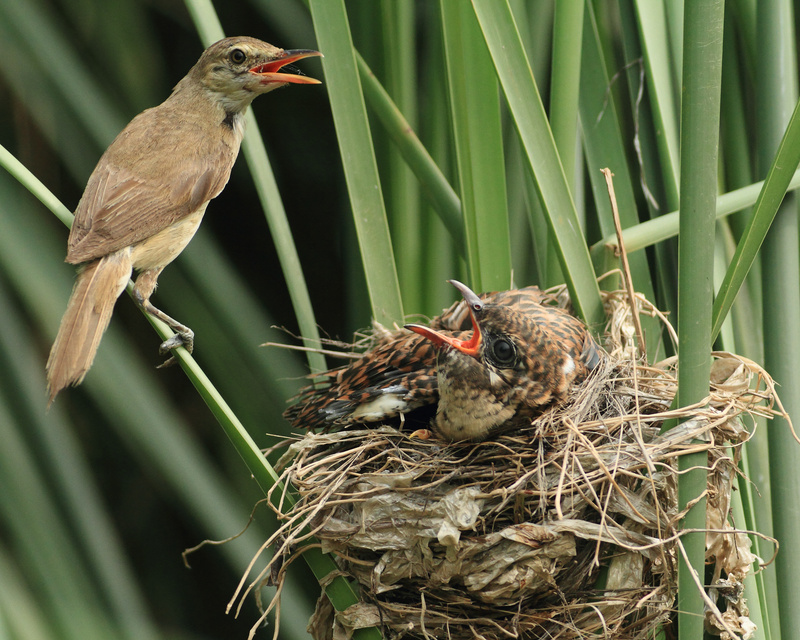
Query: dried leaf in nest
242 288 788 640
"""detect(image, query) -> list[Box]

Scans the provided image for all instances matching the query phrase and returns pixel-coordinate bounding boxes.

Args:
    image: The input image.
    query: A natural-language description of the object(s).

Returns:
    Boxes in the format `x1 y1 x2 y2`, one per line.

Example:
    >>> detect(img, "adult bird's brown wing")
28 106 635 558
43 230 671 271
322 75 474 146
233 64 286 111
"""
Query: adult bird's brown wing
67 107 237 264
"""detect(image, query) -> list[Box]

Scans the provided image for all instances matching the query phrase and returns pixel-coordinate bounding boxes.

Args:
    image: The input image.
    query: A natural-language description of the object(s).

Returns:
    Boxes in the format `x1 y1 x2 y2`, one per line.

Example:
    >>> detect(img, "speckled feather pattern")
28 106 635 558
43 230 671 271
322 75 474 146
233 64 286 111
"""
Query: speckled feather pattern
284 285 601 440
431 299 601 441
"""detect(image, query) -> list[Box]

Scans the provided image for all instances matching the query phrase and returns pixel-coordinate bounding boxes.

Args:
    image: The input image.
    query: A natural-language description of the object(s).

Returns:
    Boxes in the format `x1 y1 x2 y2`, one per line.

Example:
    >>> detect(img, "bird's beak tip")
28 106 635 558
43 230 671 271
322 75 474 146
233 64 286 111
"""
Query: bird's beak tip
249 49 323 85
448 280 484 310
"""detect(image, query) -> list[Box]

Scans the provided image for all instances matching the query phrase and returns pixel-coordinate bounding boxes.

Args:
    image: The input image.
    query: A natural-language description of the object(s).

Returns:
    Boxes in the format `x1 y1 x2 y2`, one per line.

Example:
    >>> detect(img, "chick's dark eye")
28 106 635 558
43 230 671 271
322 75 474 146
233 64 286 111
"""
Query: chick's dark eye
490 338 515 365
229 49 246 65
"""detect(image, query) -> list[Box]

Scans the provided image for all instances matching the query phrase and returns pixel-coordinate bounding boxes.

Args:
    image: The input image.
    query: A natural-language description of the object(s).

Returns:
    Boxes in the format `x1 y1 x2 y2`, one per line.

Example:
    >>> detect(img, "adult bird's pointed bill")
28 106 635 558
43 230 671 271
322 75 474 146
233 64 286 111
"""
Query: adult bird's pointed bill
248 49 323 85
46 36 321 405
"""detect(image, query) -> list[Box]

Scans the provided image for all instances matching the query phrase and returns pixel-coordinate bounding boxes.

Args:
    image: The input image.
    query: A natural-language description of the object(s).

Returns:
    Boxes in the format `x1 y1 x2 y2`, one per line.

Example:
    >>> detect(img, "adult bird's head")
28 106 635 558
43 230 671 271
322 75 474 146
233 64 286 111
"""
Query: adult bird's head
406 280 600 442
185 36 322 115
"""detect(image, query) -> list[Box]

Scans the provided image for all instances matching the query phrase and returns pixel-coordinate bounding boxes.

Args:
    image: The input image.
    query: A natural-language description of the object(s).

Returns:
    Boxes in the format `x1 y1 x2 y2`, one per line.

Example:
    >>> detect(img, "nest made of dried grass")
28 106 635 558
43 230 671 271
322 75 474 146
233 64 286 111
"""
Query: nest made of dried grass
237 286 788 640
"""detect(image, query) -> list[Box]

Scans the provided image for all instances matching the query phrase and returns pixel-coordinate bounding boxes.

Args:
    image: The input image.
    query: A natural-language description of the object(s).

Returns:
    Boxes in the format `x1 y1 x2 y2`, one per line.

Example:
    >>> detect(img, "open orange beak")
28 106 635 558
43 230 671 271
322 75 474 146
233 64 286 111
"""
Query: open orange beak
250 49 323 85
405 280 483 357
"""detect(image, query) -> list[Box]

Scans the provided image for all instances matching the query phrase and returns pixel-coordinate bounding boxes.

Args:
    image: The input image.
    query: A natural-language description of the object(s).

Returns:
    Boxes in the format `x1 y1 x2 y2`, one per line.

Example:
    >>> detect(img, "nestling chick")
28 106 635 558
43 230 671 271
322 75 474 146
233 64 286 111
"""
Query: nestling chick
406 280 602 441
285 281 601 441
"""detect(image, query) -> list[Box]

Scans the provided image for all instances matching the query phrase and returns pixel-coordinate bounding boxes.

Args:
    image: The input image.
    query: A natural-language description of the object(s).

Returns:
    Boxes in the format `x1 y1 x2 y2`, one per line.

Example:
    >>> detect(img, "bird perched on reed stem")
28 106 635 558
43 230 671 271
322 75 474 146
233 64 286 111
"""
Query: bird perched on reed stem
46 36 322 404
285 280 602 441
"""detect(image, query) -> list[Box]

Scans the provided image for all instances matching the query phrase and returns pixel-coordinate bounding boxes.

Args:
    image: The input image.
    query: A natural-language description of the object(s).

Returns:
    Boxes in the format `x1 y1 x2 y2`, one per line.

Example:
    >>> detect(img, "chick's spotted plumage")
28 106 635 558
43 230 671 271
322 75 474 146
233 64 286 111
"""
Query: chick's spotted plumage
408 281 602 441
285 282 601 441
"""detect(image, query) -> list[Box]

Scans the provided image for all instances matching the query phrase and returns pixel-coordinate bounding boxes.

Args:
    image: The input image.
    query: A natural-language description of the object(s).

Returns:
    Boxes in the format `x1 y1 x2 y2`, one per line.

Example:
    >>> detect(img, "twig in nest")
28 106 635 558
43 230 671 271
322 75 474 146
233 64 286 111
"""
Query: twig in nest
181 498 268 568
603 167 647 362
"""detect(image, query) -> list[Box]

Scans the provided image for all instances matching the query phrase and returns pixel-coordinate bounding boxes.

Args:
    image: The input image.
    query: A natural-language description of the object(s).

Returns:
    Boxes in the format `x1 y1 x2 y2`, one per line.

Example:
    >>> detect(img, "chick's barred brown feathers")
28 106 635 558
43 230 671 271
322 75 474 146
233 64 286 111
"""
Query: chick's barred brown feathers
408 280 602 441
284 281 602 441
284 284 546 431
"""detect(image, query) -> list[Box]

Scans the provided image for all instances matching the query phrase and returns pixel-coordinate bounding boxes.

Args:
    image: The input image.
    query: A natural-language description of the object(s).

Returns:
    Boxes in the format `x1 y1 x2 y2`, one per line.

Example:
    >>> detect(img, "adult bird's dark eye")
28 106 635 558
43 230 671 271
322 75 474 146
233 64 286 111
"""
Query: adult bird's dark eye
230 49 246 64
490 338 515 365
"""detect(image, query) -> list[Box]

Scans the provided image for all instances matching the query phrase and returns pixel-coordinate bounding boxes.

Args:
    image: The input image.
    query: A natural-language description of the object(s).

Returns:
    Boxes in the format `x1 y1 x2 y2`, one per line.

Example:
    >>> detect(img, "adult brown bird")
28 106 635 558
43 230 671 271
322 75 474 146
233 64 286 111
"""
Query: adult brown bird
285 281 602 441
46 36 322 404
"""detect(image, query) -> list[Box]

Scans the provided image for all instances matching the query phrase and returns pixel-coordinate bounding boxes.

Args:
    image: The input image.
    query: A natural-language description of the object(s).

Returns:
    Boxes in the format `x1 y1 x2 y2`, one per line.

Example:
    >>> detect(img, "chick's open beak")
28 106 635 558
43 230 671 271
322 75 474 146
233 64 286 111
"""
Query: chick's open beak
405 280 484 357
250 49 323 85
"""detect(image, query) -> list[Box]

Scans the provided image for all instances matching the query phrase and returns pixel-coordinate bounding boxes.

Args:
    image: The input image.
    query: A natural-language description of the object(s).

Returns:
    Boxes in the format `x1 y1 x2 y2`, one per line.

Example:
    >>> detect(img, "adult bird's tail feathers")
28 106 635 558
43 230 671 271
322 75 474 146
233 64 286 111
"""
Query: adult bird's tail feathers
46 252 131 405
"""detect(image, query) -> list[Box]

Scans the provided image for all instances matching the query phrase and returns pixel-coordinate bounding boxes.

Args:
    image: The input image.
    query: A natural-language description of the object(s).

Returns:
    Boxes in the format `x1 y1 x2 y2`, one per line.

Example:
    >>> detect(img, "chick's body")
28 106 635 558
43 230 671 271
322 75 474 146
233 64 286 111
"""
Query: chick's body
427 291 601 441
285 283 601 441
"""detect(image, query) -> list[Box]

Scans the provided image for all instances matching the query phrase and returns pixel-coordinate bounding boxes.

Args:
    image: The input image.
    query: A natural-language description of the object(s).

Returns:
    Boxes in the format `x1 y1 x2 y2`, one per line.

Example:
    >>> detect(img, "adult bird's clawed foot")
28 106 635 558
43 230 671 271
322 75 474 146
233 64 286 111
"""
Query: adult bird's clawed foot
156 330 194 368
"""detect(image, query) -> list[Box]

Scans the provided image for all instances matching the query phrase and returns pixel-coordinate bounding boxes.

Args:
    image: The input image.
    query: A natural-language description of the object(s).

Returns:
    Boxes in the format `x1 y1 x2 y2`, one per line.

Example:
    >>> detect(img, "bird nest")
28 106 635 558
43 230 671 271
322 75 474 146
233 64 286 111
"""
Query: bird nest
240 287 788 640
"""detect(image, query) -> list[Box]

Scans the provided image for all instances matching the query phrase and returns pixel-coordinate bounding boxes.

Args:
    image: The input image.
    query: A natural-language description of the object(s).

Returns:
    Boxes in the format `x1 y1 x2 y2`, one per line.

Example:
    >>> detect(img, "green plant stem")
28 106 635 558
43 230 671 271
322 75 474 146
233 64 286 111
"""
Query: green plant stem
711 97 800 340
549 2 583 198
591 168 800 255
675 1 725 637
757 1 800 635
471 0 603 326
378 1 421 309
633 0 680 210
157 324 377 639
309 0 403 327
545 1 584 284
580 3 662 358
0 144 73 226
356 52 464 253
441 0 511 291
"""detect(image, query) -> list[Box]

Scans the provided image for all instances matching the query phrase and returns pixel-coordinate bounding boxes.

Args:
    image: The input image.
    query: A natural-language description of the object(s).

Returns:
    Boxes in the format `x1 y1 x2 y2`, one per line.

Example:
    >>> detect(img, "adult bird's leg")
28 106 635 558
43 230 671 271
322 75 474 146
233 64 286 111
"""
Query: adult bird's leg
132 268 194 367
